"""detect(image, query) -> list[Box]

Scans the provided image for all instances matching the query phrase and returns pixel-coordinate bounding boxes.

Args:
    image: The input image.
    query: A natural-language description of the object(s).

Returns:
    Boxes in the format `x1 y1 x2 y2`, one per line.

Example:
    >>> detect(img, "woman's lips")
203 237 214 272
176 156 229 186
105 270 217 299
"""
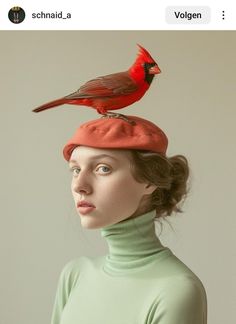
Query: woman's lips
77 206 95 215
77 201 95 215
77 200 95 207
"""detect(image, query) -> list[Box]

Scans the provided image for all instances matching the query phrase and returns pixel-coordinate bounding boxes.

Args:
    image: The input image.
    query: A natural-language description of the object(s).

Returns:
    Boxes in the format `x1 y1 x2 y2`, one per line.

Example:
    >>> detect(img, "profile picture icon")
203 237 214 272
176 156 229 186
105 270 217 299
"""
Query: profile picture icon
8 6 25 24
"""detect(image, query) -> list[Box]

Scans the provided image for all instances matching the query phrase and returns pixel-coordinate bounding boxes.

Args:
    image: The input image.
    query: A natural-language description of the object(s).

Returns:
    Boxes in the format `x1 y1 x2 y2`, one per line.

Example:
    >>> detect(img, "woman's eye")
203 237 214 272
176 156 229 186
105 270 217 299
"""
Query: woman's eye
70 167 80 175
96 165 111 174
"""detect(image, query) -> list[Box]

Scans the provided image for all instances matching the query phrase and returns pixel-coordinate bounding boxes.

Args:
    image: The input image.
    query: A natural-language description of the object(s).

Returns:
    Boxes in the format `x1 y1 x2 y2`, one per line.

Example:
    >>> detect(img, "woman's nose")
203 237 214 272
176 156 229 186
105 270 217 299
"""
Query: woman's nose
72 173 92 195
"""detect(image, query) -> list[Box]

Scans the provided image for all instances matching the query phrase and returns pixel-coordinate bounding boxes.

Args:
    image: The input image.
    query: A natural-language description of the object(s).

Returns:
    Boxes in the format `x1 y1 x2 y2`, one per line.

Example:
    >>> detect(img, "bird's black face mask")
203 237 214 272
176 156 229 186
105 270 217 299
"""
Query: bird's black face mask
144 62 157 84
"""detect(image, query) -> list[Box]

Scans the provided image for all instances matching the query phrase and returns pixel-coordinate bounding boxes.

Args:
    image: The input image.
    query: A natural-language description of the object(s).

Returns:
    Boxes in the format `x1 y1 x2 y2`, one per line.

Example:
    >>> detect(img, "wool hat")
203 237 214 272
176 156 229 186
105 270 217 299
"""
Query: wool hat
63 114 168 161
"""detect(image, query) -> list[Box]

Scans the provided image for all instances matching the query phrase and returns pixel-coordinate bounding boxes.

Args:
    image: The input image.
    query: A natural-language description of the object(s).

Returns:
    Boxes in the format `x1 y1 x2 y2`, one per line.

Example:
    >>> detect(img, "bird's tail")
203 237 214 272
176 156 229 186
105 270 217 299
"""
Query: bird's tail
32 98 66 112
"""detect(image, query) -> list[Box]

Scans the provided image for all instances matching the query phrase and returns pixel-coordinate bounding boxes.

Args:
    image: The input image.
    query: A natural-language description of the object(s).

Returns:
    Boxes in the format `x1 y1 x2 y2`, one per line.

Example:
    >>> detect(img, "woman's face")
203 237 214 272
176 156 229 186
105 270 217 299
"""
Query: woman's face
69 146 157 229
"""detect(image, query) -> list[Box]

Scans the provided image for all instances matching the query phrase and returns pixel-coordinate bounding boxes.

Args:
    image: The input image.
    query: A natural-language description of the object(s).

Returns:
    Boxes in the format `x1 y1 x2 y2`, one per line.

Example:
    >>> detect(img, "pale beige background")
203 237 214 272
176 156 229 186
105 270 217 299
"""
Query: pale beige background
0 31 235 324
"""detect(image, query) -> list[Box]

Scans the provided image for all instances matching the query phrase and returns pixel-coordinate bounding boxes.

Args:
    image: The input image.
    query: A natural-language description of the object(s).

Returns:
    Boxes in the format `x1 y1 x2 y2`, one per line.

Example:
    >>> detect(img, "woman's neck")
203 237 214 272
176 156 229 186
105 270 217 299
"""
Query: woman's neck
100 210 169 275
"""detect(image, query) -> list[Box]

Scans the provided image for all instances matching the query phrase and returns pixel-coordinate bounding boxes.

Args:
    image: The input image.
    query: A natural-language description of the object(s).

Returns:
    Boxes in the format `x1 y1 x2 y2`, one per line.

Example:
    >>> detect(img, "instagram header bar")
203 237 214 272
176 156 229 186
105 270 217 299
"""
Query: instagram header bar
0 0 235 30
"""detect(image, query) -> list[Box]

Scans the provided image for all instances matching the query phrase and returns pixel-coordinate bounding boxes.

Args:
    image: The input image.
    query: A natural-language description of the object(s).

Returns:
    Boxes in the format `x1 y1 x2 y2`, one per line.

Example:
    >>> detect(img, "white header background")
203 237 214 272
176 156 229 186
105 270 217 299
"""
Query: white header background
1 0 236 30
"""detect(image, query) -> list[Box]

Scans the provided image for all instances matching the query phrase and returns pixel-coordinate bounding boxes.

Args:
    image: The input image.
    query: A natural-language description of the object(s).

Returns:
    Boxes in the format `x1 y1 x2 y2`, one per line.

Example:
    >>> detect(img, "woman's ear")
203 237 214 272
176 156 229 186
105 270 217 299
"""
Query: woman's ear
144 183 158 195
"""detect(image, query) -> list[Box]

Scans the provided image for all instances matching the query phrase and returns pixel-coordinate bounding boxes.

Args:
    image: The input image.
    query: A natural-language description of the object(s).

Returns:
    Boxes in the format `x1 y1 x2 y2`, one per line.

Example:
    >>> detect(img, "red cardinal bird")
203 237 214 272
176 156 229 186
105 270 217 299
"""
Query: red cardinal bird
32 44 161 115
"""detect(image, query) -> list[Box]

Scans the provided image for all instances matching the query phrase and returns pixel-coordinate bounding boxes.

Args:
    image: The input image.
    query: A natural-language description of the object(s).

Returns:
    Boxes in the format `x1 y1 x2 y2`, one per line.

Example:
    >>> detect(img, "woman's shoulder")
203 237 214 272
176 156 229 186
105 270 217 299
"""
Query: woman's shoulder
157 270 206 300
56 256 97 292
145 253 207 322
150 251 207 301
59 256 92 274
59 255 104 277
157 250 204 281
149 270 208 324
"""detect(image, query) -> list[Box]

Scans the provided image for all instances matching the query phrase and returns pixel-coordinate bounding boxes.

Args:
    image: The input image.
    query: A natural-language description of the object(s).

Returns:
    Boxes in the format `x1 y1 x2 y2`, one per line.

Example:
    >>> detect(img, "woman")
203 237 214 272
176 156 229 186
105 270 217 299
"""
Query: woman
50 114 207 324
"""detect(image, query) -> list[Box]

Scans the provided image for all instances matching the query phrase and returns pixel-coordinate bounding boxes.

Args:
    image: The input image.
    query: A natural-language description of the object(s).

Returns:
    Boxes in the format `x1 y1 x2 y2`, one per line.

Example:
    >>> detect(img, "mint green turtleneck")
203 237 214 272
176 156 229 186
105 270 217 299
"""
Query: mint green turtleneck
50 210 207 324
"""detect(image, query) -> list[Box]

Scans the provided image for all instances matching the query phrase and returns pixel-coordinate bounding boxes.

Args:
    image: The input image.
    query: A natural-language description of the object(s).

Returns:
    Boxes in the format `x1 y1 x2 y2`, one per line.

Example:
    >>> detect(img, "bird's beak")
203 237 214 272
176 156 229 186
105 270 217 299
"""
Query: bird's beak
149 65 161 74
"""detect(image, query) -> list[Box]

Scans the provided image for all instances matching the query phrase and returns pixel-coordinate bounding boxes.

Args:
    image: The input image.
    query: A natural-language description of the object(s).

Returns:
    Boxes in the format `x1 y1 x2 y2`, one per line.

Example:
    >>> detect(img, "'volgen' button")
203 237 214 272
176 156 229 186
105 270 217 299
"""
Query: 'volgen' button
166 6 211 24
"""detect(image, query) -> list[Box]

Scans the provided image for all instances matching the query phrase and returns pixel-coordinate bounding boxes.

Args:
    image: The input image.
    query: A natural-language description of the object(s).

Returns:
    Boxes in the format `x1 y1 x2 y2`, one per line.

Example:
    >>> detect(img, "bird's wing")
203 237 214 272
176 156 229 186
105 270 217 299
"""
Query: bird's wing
65 72 138 99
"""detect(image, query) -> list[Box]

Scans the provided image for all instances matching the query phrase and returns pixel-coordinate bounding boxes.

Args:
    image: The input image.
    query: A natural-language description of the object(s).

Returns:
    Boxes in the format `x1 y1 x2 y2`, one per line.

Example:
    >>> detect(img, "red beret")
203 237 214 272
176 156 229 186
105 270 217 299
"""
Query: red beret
63 114 168 161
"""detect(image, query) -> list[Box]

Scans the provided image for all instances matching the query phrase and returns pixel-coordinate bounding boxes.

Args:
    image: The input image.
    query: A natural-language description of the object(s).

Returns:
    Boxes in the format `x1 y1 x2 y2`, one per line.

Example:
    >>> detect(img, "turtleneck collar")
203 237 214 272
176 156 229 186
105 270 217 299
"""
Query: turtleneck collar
100 210 169 275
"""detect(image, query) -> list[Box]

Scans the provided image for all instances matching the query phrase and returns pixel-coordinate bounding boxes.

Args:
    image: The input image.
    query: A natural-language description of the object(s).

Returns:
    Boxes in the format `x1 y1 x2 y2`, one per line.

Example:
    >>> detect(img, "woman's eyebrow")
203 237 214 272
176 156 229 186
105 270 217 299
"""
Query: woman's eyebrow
69 154 119 165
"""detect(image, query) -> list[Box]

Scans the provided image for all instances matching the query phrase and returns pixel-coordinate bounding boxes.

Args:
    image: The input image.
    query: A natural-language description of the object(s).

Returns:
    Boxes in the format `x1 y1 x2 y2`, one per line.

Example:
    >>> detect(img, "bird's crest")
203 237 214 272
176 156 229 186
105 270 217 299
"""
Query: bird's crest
136 44 156 63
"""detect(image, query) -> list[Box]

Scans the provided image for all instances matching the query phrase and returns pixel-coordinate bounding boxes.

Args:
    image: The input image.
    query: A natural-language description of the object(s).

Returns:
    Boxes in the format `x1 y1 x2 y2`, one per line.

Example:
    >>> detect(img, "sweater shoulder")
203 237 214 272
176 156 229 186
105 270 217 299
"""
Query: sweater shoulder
57 256 90 291
155 251 206 286
149 274 207 323
148 253 207 313
160 272 207 299
59 255 90 276
59 255 103 279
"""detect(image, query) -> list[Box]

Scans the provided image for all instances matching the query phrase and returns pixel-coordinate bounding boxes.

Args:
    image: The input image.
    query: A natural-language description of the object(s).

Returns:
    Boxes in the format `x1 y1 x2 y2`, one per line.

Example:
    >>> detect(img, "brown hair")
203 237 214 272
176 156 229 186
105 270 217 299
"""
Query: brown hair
129 150 190 219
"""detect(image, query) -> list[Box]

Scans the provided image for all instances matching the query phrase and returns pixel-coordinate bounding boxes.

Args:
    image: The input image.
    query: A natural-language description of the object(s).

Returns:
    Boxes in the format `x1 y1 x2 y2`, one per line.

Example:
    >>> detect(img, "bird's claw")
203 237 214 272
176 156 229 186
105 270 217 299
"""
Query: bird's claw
101 112 136 125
